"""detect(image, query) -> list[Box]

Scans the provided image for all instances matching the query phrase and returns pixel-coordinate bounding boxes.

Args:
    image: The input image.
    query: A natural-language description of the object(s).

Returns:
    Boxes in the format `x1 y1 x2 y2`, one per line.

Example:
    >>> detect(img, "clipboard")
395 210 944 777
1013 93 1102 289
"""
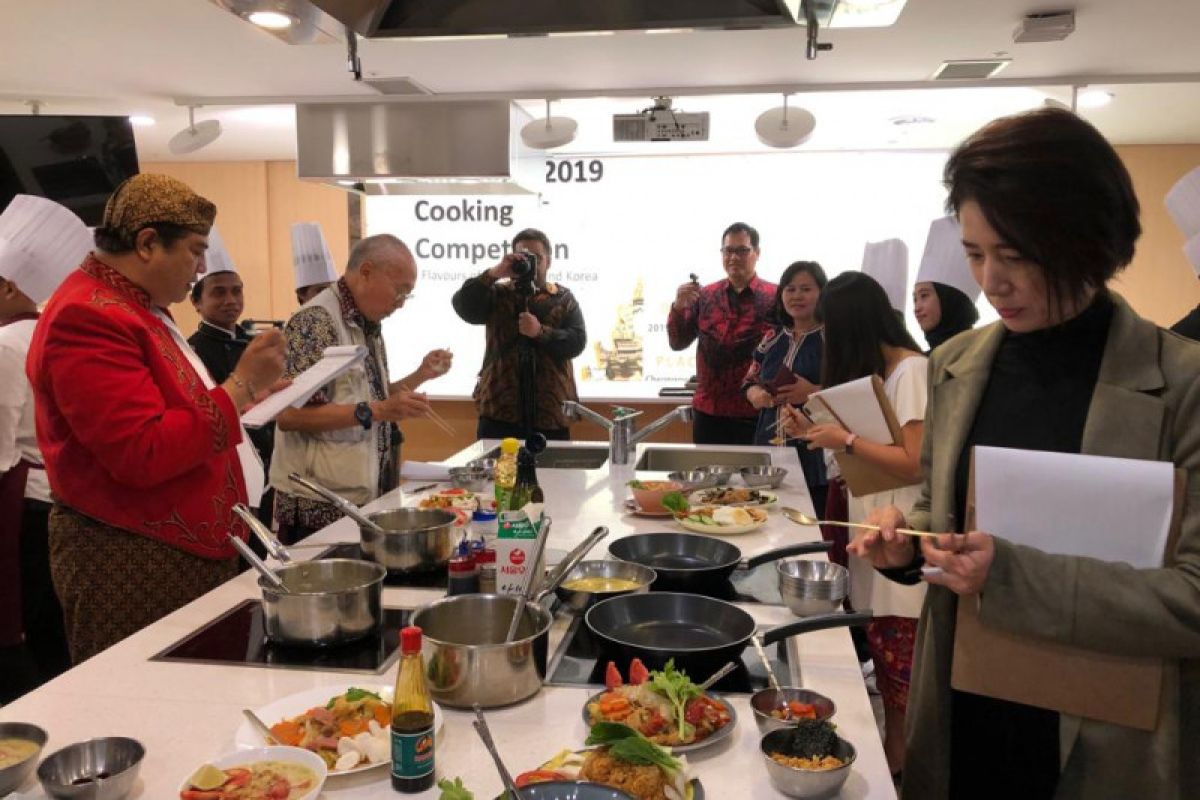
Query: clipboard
242 345 368 429
804 375 916 496
949 451 1186 731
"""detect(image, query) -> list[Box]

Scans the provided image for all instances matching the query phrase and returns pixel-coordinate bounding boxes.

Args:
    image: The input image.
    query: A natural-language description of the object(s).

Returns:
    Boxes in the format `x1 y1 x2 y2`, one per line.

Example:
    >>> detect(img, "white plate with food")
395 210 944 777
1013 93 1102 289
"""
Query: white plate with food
674 505 768 536
233 685 442 776
179 745 326 800
686 488 777 508
416 488 480 527
518 738 704 800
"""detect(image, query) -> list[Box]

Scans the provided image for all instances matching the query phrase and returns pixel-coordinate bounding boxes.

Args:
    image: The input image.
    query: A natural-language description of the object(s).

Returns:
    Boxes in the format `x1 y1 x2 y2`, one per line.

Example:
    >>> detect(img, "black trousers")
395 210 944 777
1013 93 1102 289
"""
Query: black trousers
0 499 71 704
691 409 757 445
477 416 570 442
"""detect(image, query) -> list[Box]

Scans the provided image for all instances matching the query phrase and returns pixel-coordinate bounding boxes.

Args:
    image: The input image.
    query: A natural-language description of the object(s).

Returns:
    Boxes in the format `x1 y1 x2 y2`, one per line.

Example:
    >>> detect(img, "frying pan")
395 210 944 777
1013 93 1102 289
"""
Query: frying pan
585 591 871 678
607 532 831 592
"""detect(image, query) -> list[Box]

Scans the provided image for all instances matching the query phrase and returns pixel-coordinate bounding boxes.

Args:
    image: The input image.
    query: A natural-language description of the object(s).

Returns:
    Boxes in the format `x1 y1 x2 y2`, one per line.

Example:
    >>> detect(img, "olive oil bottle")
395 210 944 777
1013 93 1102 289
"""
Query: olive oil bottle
391 625 435 792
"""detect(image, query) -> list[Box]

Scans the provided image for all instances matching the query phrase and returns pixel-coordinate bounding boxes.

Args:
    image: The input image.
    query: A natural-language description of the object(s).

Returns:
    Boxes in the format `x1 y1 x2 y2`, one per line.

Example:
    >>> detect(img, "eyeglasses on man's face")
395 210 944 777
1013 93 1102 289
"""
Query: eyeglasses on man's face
720 246 754 258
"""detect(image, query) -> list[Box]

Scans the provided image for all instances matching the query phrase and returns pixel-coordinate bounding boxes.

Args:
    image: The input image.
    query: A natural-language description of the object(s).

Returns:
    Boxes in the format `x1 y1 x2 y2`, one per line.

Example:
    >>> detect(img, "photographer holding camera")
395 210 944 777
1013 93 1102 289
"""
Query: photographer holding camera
452 228 586 440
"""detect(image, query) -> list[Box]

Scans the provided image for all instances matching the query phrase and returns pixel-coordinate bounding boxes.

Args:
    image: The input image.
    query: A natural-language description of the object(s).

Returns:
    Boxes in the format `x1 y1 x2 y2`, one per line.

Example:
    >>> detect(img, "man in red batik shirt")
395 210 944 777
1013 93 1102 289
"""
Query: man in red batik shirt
667 222 777 444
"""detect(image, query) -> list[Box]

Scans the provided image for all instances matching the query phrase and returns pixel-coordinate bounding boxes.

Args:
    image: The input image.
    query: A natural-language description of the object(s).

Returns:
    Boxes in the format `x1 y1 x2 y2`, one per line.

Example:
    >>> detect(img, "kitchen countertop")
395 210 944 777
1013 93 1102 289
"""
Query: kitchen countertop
0 441 894 799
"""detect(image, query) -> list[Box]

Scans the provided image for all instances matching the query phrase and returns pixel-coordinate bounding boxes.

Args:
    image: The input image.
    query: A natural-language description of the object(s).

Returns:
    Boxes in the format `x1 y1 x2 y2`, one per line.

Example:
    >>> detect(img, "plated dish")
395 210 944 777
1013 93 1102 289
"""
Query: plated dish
584 660 735 752
233 685 443 776
674 505 768 535
179 746 326 800
686 488 777 508
416 488 484 526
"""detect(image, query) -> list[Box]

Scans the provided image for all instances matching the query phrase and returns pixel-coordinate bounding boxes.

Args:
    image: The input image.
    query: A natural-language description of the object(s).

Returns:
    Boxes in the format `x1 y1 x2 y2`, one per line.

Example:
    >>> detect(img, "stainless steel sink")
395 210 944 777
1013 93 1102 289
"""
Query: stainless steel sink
484 444 609 470
634 448 772 471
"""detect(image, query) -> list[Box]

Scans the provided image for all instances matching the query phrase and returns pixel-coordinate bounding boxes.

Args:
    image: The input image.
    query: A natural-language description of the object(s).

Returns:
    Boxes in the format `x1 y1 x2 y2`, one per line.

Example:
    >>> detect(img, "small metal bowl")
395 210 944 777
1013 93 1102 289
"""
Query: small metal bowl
466 456 497 479
750 687 837 735
740 465 789 489
668 469 719 491
760 728 856 799
777 560 848 617
38 737 145 800
448 466 490 492
700 464 739 486
554 560 658 612
0 722 47 795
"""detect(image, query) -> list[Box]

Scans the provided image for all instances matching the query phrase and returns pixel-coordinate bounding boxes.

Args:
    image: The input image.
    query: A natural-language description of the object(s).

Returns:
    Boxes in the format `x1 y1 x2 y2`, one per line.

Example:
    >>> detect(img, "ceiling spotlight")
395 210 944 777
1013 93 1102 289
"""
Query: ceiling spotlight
247 10 294 29
755 95 816 149
168 106 222 155
520 99 578 150
1077 89 1114 109
128 115 156 127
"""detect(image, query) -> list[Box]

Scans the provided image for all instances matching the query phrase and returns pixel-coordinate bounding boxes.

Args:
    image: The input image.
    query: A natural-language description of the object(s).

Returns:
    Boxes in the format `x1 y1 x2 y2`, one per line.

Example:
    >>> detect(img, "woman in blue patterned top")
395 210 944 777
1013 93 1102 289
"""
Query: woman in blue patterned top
742 260 828 511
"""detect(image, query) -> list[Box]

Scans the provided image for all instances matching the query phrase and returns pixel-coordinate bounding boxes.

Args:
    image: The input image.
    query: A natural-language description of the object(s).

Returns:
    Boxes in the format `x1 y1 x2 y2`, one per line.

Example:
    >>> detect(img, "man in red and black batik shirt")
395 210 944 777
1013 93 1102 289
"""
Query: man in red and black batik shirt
667 222 777 444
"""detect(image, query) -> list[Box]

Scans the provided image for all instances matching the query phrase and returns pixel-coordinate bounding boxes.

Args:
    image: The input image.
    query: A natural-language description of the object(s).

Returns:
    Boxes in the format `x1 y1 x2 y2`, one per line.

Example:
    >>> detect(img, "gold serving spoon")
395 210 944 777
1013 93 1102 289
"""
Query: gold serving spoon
781 506 940 539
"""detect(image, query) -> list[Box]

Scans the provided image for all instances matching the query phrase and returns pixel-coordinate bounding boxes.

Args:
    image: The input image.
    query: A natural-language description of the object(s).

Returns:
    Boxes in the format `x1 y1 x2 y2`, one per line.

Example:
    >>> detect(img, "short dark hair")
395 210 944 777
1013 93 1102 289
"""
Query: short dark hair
721 222 759 249
93 221 196 255
189 275 207 303
512 228 551 255
944 106 1141 314
772 260 827 327
819 271 922 388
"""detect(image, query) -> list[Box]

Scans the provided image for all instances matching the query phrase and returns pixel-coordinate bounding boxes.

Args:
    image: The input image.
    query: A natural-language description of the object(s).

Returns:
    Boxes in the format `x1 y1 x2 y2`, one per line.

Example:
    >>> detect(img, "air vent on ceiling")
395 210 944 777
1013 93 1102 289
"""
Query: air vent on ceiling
932 59 1012 80
362 76 434 96
1013 11 1075 43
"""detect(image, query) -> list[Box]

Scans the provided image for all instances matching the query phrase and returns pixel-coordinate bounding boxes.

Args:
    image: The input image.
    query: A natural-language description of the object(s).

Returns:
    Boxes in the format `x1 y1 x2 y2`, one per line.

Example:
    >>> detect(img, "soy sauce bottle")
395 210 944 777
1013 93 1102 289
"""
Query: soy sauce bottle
506 433 547 512
391 626 435 792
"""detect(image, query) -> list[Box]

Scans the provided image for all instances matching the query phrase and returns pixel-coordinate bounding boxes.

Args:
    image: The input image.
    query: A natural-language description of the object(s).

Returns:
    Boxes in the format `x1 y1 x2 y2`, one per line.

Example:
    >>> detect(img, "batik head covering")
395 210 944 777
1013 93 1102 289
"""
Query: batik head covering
101 173 216 239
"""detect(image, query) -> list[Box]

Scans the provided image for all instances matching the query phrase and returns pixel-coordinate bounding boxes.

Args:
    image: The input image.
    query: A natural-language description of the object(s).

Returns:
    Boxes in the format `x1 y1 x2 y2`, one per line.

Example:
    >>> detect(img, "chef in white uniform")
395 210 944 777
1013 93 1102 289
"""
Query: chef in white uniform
291 222 338 305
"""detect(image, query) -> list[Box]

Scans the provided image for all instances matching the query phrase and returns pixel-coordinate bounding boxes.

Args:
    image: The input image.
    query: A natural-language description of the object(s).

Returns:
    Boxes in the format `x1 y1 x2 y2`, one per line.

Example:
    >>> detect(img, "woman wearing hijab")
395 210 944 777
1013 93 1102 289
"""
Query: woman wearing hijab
912 216 981 352
852 107 1200 799
742 260 828 512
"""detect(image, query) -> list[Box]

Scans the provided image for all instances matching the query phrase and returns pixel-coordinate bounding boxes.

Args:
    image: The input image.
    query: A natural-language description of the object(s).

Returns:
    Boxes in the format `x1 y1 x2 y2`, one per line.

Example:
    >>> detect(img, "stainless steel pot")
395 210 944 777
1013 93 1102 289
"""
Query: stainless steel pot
261 558 387 647
412 594 554 708
232 504 387 647
287 473 458 573
361 507 458 573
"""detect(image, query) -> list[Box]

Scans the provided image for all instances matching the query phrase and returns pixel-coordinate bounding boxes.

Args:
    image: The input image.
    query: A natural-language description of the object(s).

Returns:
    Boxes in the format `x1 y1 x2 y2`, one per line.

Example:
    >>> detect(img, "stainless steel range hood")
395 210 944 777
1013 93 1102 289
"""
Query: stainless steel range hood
309 0 833 38
296 101 538 195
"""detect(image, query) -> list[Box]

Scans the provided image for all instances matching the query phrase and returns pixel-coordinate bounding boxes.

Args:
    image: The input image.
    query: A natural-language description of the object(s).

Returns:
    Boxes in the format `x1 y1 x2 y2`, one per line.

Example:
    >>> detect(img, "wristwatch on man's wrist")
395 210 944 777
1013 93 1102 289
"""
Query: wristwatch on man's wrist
844 433 858 454
354 401 374 430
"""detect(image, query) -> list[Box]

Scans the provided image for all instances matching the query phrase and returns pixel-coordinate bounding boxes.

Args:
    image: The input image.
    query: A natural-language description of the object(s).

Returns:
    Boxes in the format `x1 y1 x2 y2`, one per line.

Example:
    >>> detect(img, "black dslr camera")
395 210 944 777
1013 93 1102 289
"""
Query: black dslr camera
512 249 538 298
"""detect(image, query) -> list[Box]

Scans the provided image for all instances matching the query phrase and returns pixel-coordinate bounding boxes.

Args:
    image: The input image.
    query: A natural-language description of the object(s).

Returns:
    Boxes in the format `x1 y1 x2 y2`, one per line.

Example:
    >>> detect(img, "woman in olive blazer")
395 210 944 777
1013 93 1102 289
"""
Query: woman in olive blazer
854 107 1200 799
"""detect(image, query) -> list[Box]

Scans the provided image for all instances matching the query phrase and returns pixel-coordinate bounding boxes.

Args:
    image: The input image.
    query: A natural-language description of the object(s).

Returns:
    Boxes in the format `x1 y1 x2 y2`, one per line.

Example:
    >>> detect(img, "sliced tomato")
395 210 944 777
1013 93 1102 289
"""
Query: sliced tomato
223 768 251 788
515 770 566 787
628 658 650 685
180 792 222 800
639 709 667 737
604 661 623 689
684 697 706 726
267 776 292 799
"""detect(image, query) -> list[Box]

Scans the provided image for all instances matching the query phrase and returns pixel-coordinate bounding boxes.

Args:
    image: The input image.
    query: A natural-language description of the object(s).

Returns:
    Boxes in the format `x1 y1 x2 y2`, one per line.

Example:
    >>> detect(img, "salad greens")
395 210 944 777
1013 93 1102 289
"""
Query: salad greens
650 659 703 741
586 722 680 772
437 776 475 800
661 491 690 516
327 686 381 708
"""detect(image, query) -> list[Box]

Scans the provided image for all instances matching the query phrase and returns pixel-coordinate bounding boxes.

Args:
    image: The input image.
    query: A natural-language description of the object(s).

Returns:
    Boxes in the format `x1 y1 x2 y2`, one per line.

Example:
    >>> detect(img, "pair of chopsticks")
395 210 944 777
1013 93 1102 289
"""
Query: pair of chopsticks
397 381 457 437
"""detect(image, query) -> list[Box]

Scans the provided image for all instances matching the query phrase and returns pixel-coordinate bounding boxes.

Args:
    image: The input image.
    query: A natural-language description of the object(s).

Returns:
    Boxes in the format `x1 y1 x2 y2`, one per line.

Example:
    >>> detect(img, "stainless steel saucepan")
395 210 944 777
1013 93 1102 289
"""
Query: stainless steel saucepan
232 505 386 647
287 473 457 573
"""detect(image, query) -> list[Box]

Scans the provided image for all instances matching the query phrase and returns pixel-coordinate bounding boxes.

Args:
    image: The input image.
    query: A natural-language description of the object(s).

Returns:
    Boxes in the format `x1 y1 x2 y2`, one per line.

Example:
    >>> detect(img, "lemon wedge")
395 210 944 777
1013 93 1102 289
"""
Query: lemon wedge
188 763 227 791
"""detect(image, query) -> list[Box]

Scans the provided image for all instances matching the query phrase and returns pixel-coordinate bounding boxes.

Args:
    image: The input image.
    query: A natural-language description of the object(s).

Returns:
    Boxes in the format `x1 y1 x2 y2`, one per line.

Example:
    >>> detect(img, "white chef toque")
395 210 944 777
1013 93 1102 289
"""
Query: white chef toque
203 224 237 275
0 195 92 304
291 222 338 290
861 238 909 313
915 216 980 301
1165 167 1200 277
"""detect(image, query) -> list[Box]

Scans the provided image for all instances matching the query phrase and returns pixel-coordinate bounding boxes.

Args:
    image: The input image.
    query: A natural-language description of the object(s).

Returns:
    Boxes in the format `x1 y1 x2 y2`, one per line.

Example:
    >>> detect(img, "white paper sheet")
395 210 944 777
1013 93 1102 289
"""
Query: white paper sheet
400 461 453 481
242 345 367 429
973 446 1177 569
808 376 893 442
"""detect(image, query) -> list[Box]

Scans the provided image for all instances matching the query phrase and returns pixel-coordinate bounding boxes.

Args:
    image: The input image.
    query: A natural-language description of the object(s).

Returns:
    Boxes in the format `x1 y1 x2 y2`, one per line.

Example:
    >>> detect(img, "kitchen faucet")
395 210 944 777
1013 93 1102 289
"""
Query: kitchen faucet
560 401 694 465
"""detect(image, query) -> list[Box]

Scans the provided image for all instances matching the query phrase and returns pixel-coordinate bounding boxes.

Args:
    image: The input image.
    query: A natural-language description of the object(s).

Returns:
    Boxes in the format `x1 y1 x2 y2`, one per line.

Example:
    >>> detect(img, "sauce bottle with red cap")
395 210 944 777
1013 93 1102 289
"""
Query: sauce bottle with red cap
391 625 435 792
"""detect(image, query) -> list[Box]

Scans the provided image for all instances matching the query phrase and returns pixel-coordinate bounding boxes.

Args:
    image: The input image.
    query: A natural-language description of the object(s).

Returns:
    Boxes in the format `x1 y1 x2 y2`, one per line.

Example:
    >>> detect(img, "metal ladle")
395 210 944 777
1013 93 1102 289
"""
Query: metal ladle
698 661 739 691
288 473 387 537
472 704 522 800
781 506 938 539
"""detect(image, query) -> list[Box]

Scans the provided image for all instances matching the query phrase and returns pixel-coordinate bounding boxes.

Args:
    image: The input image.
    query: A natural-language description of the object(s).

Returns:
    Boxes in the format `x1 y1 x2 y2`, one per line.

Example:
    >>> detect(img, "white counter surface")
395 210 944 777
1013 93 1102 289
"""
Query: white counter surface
0 441 894 799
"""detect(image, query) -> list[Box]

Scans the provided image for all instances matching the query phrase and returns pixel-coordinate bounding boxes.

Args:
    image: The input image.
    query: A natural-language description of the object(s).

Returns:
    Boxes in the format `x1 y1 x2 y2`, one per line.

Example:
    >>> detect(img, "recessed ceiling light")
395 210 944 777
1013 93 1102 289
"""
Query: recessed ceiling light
247 10 293 30
128 115 156 127
1077 89 1114 109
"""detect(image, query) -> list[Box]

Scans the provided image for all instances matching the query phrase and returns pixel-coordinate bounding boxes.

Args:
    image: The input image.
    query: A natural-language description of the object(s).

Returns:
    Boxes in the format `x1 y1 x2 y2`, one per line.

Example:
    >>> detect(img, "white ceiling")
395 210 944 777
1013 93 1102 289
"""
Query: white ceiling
0 0 1198 161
